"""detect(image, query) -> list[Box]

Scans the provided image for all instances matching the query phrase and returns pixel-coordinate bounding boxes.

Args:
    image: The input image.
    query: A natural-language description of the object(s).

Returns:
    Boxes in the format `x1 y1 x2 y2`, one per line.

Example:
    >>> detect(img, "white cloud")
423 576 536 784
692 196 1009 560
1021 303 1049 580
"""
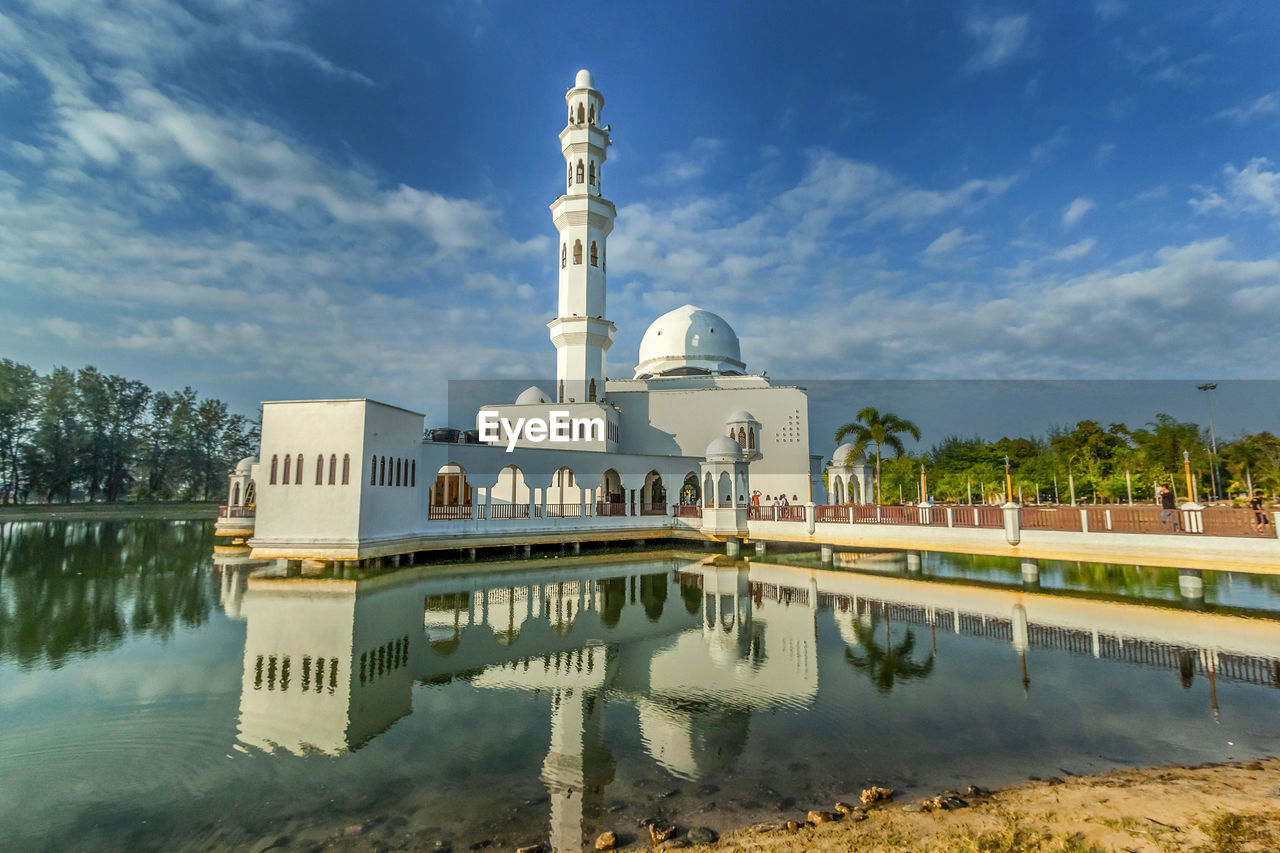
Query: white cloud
1095 142 1115 165
965 13 1032 73
1191 158 1280 219
1052 238 1095 261
921 227 979 259
1213 92 1280 125
1061 196 1095 228
650 137 725 185
238 34 374 86
1030 127 1068 162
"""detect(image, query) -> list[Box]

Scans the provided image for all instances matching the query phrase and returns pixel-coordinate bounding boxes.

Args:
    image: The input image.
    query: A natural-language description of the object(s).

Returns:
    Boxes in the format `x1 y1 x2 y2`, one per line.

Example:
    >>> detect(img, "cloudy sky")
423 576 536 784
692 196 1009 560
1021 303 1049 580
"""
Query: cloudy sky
1 0 1278 423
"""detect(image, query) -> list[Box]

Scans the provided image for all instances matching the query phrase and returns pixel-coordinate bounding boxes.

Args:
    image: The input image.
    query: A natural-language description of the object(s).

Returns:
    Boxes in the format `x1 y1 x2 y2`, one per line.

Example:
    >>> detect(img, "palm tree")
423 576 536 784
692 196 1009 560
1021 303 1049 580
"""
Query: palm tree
834 407 921 505
844 615 935 693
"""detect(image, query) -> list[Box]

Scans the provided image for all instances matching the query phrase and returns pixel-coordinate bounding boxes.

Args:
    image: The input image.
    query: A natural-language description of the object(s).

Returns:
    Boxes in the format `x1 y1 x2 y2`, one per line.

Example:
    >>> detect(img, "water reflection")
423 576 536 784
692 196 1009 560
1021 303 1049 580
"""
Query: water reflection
231 554 1280 852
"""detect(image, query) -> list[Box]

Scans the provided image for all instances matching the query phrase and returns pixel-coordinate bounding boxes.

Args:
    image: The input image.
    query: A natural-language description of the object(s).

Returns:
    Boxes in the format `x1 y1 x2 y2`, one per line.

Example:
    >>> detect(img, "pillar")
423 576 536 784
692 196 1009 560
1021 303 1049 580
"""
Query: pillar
1020 558 1040 584
1178 568 1204 601
820 543 833 563
572 541 581 554
1002 502 1022 545
725 537 741 558
523 544 533 559
906 551 921 573
755 540 766 556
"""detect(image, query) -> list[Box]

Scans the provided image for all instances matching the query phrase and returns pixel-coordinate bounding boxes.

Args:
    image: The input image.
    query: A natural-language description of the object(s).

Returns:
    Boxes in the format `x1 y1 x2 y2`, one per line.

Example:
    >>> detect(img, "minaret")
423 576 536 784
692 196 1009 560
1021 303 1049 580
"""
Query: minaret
548 69 616 404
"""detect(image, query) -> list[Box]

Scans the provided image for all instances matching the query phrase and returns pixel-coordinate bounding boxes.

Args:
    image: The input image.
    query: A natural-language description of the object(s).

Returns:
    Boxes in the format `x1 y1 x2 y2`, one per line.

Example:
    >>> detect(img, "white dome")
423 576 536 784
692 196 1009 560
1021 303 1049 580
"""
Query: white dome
832 443 861 466
515 385 552 405
574 69 594 89
725 409 756 424
634 304 746 378
235 456 257 474
705 435 743 462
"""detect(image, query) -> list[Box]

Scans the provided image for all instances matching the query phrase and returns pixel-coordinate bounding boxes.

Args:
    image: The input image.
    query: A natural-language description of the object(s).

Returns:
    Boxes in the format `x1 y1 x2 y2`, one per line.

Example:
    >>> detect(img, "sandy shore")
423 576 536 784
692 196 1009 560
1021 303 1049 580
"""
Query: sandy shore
672 757 1280 852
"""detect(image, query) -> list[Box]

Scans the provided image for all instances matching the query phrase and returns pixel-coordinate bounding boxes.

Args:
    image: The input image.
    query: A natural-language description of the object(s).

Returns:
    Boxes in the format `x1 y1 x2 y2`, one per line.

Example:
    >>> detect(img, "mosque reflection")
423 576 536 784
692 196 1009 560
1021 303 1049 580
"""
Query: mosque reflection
220 551 1280 852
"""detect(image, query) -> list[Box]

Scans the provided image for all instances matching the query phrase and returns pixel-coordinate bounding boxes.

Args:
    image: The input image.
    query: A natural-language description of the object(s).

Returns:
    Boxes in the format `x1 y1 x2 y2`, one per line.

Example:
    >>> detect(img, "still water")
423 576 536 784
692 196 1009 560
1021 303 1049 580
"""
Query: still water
2 520 1279 852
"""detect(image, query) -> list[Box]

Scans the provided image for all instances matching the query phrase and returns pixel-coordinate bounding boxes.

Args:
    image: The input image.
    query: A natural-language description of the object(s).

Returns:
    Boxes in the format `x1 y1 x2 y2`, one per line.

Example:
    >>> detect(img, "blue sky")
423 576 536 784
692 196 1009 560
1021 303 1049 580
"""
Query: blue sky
1 0 1278 425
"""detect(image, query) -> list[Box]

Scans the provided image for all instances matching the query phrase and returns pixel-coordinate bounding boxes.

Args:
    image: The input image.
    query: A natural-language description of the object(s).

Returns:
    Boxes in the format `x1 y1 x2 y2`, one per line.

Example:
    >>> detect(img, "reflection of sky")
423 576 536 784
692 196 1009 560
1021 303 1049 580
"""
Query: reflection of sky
5 548 1280 851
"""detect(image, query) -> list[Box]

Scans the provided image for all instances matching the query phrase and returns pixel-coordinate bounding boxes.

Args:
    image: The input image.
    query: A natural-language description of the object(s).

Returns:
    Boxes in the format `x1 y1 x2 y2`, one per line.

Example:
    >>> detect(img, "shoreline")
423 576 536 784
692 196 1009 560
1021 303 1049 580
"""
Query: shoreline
0 502 221 522
665 756 1280 852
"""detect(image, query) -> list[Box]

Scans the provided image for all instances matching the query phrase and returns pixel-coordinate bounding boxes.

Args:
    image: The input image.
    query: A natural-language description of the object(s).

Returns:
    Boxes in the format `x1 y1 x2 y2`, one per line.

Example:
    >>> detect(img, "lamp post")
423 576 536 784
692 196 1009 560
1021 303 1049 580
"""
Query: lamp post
1183 450 1196 505
1197 383 1220 500
919 463 927 504
1004 455 1014 504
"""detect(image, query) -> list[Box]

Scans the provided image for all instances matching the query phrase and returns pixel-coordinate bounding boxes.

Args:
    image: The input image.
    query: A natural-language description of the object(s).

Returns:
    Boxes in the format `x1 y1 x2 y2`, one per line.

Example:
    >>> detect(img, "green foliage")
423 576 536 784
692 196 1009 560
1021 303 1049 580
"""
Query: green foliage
0 359 257 504
830 404 1276 504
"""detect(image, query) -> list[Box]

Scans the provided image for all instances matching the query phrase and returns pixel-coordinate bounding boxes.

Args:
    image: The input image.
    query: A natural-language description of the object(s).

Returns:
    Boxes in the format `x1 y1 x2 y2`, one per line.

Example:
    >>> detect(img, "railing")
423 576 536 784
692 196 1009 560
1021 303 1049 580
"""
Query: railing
950 505 1004 528
640 502 668 516
816 505 849 523
595 502 626 517
1203 507 1276 538
544 503 582 518
674 505 702 518
1020 506 1083 531
778 505 806 522
218 505 255 519
429 504 472 521
488 503 531 520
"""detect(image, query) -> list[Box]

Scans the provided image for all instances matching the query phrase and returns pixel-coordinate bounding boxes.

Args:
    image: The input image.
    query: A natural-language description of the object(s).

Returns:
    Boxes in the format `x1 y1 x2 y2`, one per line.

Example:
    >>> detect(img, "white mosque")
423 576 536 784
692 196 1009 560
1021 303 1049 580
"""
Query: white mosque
226 70 873 563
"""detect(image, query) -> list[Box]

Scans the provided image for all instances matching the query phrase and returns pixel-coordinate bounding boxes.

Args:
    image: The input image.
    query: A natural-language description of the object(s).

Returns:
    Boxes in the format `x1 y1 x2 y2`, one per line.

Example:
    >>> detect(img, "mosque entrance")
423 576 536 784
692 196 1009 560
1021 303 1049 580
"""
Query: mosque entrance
679 472 700 505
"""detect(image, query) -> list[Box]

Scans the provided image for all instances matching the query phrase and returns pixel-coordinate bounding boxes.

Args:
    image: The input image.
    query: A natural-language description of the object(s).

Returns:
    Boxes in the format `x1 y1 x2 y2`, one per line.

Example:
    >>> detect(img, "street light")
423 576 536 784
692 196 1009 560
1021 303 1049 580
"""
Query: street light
1197 383 1219 500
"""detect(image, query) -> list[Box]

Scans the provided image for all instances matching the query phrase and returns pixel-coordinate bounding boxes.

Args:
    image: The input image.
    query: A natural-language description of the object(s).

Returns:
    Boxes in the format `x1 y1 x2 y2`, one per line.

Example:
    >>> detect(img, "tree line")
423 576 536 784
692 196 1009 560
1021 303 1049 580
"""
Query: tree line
0 359 257 504
834 407 1280 505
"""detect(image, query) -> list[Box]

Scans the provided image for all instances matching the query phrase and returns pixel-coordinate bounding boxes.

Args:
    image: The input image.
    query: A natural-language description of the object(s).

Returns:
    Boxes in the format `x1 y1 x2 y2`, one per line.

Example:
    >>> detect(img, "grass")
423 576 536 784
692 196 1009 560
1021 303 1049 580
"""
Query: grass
1199 810 1280 852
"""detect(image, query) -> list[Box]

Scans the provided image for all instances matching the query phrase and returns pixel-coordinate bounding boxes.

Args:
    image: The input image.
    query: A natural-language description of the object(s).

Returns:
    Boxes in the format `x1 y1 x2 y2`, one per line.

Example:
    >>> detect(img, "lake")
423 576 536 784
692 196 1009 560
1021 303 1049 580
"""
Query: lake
2 520 1278 852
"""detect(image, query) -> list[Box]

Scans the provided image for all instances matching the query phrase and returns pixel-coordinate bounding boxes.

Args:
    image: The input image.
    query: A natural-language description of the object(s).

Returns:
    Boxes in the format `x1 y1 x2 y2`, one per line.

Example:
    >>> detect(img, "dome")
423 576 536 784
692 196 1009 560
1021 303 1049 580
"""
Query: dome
235 456 257 474
515 385 552 405
705 435 743 462
634 304 746 379
832 443 861 466
725 409 756 424
574 69 594 89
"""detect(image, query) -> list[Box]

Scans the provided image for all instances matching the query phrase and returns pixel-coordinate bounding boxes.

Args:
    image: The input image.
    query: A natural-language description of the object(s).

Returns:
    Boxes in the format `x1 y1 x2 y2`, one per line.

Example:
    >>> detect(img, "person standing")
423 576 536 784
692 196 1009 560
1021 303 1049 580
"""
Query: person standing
1251 493 1269 534
1159 485 1179 532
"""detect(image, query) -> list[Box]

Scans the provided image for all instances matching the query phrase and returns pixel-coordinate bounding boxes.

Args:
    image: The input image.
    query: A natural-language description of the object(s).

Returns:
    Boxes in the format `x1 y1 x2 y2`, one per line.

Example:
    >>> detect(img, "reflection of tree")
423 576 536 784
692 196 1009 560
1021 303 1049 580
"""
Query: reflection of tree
844 615 935 693
679 576 702 615
639 572 667 622
0 520 215 668
598 577 626 628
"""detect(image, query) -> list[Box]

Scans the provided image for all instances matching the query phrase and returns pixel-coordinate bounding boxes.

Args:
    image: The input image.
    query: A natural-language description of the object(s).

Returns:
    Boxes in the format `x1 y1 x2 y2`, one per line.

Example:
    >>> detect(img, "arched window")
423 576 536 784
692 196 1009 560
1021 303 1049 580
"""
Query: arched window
576 160 584 183
748 427 755 450
589 378 597 401
569 107 574 124
728 427 734 439
370 455 376 485
573 240 582 264
379 456 386 486
270 455 279 485
231 482 240 505
396 457 402 487
295 454 303 485
558 380 564 403
411 459 416 487
282 454 291 485
315 454 324 485
577 103 584 124
590 241 598 266
589 161 595 184
329 454 337 485
588 103 595 124
561 244 566 268
738 427 746 447
343 454 351 485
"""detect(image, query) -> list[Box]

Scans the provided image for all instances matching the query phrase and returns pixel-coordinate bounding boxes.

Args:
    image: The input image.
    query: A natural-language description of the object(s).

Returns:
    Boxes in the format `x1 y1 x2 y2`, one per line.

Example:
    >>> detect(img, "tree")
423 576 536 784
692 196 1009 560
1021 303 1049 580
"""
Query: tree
30 367 81 503
834 407 921 505
0 360 39 504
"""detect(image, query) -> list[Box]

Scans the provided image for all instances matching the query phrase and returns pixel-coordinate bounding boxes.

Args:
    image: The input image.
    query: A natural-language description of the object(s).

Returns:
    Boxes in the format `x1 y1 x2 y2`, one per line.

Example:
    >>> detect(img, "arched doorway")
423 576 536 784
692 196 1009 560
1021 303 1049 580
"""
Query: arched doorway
243 481 255 506
717 472 733 507
680 472 700 505
492 465 530 518
641 471 666 515
598 469 624 516
547 466 582 517
430 464 472 519
231 482 240 506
